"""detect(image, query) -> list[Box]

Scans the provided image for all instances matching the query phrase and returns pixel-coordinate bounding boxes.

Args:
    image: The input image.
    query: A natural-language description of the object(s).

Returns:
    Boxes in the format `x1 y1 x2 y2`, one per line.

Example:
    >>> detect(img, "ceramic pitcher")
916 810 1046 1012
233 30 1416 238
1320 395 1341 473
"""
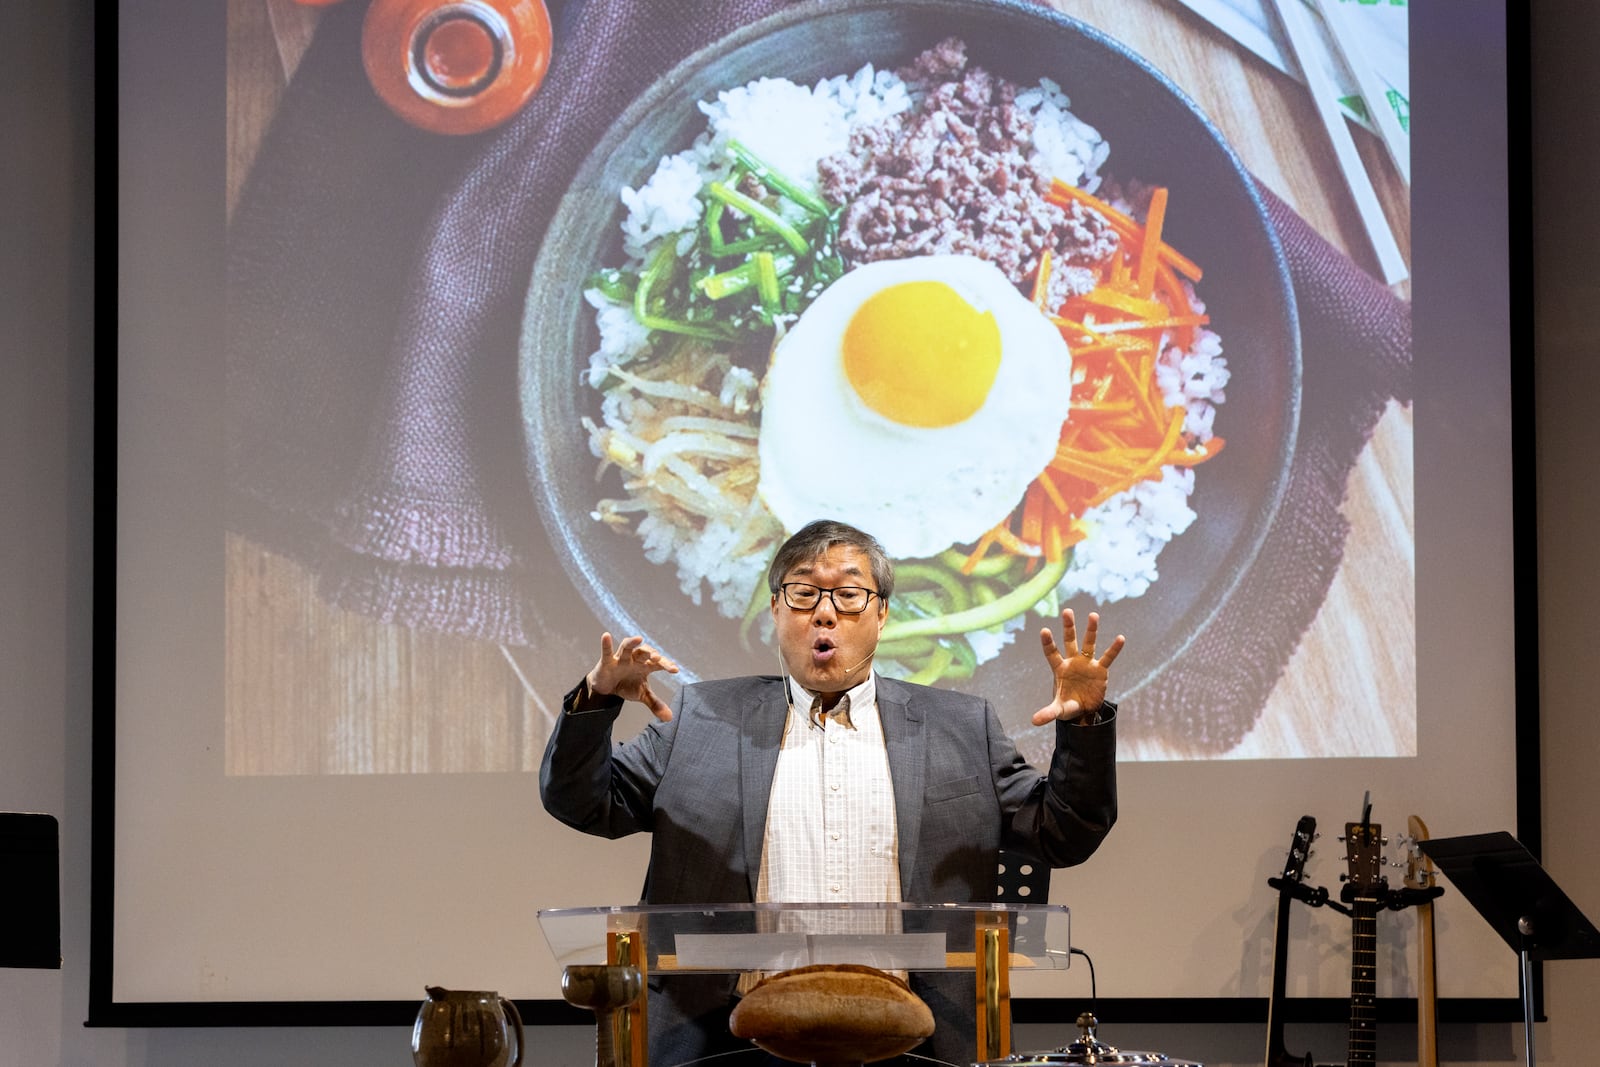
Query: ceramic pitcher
412 986 525 1067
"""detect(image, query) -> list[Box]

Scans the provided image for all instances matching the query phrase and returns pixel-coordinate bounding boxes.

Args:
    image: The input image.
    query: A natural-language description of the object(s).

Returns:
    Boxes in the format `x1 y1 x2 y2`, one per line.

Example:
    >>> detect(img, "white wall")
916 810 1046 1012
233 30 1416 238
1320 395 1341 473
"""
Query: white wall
3 2 1595 1065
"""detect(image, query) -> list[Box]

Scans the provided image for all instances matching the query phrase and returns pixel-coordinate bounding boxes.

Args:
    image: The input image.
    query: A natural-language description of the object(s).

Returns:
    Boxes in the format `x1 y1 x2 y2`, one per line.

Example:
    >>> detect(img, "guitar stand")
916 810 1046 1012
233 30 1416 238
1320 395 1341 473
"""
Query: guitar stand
1266 873 1329 910
1419 832 1600 1067
1267 876 1441 918
1268 871 1444 1064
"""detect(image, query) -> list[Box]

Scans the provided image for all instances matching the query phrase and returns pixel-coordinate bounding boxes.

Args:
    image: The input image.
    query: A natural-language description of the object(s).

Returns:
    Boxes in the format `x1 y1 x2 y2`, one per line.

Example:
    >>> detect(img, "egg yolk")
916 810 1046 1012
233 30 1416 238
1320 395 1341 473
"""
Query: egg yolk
842 280 1002 427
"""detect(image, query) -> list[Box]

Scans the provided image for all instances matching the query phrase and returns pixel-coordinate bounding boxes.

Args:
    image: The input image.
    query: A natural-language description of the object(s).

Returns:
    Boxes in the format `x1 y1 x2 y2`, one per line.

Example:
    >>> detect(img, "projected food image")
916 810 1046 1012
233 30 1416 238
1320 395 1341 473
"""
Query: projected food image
576 39 1227 690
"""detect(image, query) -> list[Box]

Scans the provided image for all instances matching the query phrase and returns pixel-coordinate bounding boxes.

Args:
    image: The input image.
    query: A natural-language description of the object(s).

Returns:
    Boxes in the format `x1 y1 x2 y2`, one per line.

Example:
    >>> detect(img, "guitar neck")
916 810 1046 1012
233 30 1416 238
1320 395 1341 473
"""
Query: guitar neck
1347 895 1379 1067
1265 894 1308 1067
1265 815 1317 1067
1417 899 1439 1067
1408 814 1440 1067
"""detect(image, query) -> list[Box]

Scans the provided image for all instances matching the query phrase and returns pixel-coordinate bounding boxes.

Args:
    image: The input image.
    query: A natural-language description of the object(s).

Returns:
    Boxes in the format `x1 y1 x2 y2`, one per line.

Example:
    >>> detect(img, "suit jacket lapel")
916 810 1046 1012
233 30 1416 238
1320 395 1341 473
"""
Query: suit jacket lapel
740 680 791 898
877 678 926 895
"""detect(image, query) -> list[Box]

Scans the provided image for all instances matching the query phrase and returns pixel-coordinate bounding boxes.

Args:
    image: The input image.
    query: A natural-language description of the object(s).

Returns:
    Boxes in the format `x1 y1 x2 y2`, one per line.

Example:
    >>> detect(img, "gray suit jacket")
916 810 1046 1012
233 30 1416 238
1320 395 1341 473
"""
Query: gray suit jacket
540 673 1117 1064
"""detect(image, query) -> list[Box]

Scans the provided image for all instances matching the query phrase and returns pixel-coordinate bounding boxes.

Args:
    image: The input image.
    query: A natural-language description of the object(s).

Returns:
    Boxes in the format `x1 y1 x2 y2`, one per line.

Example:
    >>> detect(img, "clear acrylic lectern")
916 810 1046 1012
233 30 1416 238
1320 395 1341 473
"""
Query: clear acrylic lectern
538 901 1070 1067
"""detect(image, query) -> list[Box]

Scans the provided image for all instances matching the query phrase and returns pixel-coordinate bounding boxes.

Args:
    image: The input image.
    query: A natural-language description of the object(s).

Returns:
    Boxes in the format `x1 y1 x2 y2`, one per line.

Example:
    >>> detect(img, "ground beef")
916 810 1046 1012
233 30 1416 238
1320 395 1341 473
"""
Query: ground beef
817 37 1118 306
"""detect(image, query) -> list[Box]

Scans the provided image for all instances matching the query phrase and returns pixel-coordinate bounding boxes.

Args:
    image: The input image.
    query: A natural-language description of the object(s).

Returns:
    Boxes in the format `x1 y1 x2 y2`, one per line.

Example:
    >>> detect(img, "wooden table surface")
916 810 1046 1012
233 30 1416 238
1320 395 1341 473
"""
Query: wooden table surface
223 0 1413 772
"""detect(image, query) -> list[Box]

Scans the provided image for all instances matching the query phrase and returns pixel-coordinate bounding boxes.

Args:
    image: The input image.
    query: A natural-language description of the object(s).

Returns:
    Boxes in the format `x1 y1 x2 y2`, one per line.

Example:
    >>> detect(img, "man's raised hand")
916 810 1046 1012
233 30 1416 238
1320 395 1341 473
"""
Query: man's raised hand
589 633 679 722
1032 608 1124 726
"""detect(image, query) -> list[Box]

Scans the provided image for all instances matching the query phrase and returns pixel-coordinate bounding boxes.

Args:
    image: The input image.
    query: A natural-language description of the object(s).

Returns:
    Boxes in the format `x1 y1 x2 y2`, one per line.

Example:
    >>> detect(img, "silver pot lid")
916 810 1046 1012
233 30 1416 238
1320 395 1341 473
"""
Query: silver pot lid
973 1012 1204 1067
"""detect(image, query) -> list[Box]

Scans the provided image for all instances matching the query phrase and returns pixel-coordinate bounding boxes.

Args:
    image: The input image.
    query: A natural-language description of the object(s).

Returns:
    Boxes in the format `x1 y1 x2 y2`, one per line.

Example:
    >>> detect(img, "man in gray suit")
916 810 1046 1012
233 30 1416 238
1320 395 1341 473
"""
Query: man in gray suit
541 519 1121 1065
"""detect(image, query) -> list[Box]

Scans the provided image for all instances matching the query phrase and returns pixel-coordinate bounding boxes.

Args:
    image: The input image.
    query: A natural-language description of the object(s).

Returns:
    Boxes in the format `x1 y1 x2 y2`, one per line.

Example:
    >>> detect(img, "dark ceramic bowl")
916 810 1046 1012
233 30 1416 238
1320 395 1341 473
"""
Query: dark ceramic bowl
519 0 1299 755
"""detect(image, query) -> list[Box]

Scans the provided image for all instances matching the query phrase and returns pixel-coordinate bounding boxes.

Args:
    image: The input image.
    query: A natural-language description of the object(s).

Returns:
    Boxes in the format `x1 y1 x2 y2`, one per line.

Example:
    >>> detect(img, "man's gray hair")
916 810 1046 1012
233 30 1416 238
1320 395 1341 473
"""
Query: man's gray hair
766 520 894 603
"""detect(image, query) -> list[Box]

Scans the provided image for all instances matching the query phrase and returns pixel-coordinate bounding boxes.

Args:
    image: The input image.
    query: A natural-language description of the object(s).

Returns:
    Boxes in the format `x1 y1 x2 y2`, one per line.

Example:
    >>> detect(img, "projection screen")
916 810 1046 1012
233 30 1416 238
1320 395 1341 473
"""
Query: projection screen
104 0 1530 1026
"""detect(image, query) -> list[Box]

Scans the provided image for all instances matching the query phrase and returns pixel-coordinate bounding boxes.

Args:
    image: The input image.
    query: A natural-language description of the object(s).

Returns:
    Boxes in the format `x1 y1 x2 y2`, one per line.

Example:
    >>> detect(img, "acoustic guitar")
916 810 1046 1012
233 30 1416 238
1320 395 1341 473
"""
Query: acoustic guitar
1404 815 1440 1067
1264 815 1319 1067
1340 811 1387 1067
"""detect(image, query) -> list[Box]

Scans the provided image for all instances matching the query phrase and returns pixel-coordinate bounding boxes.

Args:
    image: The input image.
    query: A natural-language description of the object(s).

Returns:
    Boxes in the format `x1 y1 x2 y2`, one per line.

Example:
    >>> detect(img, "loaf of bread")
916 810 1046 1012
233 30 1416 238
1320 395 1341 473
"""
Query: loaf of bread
728 963 936 1064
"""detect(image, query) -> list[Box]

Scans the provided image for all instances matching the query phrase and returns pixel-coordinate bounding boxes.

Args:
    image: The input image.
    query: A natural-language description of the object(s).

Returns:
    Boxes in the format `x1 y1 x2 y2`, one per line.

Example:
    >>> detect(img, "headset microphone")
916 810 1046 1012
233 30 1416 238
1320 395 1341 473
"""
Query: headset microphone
774 646 796 716
842 650 875 675
775 640 874 732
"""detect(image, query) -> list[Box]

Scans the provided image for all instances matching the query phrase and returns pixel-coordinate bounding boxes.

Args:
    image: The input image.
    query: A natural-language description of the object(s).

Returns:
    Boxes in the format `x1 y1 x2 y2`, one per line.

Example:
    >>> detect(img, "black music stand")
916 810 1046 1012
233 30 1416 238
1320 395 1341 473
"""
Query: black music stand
1418 832 1600 1067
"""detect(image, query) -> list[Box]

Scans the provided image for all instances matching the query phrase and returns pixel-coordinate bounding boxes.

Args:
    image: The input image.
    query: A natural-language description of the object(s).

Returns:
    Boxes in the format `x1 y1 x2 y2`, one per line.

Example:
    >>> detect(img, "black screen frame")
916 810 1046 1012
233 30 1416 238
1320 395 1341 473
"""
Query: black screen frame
96 0 1537 1029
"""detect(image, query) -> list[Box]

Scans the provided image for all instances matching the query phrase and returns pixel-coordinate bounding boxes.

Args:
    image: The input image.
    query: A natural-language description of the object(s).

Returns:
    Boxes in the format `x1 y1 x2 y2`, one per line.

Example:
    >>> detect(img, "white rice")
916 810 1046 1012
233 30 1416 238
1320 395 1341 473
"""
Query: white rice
1016 76 1111 193
1064 466 1200 603
585 288 653 380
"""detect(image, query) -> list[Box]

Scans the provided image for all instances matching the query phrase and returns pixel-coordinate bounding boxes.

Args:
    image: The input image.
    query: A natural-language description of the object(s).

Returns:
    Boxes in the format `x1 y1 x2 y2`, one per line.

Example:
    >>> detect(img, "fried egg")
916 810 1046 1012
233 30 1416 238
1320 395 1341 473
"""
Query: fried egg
757 254 1074 559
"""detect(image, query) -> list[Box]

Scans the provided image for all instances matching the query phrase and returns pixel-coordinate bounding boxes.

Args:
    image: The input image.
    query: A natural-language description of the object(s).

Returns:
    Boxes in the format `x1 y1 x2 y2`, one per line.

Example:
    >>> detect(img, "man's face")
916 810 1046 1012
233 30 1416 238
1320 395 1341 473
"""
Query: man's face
771 543 889 697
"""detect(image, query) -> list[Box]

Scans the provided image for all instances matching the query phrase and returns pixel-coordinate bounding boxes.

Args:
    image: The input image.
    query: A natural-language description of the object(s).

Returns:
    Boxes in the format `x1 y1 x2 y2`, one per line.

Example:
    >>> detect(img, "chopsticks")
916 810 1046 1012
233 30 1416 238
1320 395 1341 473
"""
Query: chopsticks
1268 0 1409 286
1314 0 1410 185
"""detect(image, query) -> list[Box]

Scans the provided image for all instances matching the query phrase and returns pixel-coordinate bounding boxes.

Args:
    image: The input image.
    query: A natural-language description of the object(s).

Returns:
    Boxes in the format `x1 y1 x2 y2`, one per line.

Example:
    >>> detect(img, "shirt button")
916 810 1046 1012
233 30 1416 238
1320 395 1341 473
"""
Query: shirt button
830 885 841 893
830 783 839 791
831 832 840 841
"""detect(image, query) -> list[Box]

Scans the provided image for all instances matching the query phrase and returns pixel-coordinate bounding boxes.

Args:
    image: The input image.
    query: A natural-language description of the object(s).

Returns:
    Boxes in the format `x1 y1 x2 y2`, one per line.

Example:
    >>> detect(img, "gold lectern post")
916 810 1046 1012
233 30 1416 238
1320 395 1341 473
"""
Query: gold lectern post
974 911 1012 1061
606 926 648 1067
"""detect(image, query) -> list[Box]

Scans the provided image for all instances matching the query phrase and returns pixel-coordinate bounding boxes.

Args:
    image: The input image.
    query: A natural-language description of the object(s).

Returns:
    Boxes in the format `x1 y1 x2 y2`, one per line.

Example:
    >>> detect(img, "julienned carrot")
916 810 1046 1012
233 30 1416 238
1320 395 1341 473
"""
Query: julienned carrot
1035 468 1068 514
959 527 1001 575
1067 342 1131 360
1112 350 1162 426
1083 314 1210 334
1044 520 1063 564
1135 186 1168 296
988 522 1042 558
1074 285 1167 320
1154 261 1193 316
956 181 1223 576
1025 478 1072 565
1048 178 1138 226
1109 248 1131 289
1050 450 1131 483
1153 265 1200 348
1047 178 1203 282
1054 410 1187 512
1020 482 1044 553
1066 399 1138 418
1128 403 1189 485
1031 248 1053 310
1049 180 1203 286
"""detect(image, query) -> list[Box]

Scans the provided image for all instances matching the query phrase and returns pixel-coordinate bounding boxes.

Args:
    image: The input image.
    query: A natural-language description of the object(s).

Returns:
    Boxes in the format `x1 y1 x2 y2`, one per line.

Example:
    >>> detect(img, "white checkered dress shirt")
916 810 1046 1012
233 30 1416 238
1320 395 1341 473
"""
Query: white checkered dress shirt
755 673 902 906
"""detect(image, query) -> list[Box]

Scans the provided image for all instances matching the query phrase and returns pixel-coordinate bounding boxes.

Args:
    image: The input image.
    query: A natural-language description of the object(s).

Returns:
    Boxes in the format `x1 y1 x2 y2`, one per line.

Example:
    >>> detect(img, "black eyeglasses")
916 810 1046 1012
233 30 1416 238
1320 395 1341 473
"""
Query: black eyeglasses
778 583 881 614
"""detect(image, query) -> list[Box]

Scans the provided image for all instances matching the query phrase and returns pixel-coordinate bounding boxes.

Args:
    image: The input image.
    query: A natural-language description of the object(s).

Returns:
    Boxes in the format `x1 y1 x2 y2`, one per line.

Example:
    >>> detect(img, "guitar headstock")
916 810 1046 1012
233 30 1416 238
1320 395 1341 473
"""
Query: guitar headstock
1341 794 1388 897
1343 821 1387 893
1280 814 1317 883
1403 814 1437 891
